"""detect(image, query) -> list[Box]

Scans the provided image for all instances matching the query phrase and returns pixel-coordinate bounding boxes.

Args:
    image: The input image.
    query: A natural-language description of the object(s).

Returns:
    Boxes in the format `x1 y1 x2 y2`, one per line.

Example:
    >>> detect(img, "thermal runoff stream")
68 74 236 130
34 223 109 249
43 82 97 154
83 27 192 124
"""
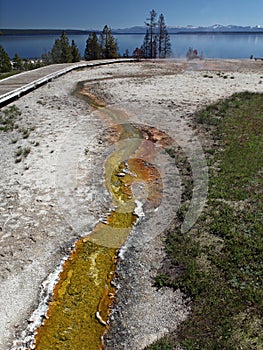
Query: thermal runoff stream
33 83 166 349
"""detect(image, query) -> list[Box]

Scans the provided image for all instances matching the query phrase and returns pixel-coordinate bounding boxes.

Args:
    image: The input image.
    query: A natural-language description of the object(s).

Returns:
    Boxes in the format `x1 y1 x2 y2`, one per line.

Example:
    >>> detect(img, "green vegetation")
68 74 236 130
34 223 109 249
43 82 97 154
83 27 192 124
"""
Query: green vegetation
0 31 81 77
35 239 117 350
13 53 24 70
0 70 20 79
85 32 100 60
0 44 12 73
0 32 81 79
148 92 263 349
0 106 33 163
42 31 81 64
84 25 118 60
141 10 171 59
145 336 174 350
0 105 27 135
0 27 120 76
71 40 81 62
0 105 21 131
34 92 152 349
0 44 44 77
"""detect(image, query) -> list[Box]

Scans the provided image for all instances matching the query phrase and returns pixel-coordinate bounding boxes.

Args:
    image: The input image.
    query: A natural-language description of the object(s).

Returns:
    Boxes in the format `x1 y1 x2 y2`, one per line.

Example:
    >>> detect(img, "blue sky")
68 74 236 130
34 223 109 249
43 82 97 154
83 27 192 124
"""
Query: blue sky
1 0 263 29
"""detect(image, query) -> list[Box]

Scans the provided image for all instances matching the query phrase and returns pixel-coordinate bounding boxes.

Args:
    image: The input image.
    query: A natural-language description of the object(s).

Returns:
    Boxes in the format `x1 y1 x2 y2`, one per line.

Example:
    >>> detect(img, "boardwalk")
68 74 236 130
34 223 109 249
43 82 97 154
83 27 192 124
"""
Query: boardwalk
0 59 135 107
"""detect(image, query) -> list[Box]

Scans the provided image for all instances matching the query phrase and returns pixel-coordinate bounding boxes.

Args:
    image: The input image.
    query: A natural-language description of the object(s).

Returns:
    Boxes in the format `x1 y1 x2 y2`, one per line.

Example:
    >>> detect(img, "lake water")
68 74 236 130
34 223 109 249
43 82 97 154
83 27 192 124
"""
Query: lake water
1 33 263 60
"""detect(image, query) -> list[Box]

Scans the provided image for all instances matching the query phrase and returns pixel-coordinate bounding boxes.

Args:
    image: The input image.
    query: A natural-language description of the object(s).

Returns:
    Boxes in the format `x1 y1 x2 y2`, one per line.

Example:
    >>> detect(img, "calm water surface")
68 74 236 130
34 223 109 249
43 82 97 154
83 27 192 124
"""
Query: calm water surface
1 33 263 59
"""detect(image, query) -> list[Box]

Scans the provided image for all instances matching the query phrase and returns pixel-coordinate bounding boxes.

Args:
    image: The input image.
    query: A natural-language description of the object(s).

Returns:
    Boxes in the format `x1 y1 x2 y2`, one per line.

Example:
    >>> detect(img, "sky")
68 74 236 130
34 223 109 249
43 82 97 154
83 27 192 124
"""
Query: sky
1 0 263 29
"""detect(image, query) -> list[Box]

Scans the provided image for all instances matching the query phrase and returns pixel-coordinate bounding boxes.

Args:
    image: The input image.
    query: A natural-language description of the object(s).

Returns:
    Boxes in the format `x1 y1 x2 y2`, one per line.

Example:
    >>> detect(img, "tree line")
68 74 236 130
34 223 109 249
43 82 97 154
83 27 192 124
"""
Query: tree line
84 25 118 60
139 10 171 59
0 26 118 73
0 9 172 74
41 31 81 64
0 31 82 73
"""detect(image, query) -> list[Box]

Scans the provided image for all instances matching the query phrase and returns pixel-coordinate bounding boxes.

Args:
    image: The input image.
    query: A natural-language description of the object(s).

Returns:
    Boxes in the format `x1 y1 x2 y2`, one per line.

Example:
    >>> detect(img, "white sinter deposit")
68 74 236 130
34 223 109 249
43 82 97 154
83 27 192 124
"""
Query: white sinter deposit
1 59 263 349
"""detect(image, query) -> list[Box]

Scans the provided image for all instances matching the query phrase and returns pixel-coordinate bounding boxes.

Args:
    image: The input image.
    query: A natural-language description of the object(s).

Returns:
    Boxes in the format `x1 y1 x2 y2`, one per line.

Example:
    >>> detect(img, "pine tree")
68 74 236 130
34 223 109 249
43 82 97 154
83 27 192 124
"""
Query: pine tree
51 38 62 63
13 53 24 70
84 32 100 60
123 49 129 58
163 30 172 58
133 47 143 60
99 25 108 58
158 14 165 58
0 45 11 72
141 10 172 59
145 9 157 58
141 29 150 58
158 14 171 58
153 35 158 58
106 32 118 58
51 31 73 63
71 40 81 62
99 25 118 59
85 26 118 60
60 31 73 63
41 51 52 65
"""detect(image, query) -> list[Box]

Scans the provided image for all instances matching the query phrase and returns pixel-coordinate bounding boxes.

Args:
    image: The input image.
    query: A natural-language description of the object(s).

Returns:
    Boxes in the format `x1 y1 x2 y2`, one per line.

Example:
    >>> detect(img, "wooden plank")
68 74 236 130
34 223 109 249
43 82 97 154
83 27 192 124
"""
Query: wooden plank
0 59 135 108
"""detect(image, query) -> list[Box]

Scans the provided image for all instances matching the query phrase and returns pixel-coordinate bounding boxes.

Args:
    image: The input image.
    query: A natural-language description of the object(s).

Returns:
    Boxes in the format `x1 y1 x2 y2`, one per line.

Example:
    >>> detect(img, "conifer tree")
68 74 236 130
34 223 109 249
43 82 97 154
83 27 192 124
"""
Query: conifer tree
153 35 158 58
84 32 100 60
0 45 11 72
85 26 118 60
51 38 62 63
41 51 52 65
141 29 150 58
99 25 118 59
123 49 129 58
133 47 143 60
163 30 172 58
145 9 157 58
141 10 172 59
106 31 118 58
158 14 171 58
51 31 73 63
60 31 73 63
13 53 24 70
71 40 81 62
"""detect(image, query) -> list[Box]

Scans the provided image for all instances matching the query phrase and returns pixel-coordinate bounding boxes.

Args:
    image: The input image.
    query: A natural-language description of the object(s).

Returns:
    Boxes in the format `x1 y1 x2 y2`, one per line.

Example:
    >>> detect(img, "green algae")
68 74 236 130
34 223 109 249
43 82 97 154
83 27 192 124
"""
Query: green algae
35 239 116 350
35 85 147 350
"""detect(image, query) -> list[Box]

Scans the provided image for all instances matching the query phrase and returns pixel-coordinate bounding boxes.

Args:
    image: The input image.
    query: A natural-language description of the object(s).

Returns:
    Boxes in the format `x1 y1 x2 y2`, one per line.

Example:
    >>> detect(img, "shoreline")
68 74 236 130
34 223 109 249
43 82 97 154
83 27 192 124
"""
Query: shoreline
1 59 263 349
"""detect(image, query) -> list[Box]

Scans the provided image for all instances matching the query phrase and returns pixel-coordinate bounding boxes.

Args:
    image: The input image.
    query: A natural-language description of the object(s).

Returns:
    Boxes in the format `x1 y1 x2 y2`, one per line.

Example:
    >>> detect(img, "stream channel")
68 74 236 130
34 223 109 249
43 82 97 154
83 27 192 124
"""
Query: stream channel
33 83 165 349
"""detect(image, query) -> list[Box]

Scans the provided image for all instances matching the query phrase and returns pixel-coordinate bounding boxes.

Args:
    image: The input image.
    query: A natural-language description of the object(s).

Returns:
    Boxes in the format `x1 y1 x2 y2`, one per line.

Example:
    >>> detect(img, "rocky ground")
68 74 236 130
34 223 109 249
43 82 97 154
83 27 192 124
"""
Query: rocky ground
1 59 263 349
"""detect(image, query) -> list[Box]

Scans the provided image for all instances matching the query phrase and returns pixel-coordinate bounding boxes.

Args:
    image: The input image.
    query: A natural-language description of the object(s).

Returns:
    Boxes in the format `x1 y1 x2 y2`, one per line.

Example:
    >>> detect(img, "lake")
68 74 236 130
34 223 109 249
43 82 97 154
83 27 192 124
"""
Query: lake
1 33 263 60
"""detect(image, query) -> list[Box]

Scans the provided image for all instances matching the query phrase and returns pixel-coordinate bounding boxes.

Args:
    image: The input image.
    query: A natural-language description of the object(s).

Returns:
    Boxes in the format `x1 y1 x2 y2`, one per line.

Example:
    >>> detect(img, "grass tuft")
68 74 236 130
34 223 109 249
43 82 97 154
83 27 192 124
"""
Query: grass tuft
0 105 21 132
150 92 263 350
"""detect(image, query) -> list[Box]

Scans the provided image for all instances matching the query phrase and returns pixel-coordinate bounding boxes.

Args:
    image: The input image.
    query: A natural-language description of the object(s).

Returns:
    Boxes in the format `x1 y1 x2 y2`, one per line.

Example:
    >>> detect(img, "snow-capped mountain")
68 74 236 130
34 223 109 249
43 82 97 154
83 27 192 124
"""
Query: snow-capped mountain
112 24 263 34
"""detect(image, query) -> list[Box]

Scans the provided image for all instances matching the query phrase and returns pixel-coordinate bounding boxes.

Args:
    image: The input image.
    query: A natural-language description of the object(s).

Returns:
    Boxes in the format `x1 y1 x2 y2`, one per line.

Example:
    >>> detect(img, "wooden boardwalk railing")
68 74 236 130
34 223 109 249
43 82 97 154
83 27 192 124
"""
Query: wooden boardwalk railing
0 59 135 108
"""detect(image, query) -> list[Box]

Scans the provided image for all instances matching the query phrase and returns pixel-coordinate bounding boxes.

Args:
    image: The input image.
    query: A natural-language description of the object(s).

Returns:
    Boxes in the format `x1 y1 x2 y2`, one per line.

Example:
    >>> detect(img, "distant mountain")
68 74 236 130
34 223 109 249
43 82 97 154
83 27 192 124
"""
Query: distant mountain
0 29 92 35
1 25 263 36
112 24 263 34
111 26 146 34
167 24 263 33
